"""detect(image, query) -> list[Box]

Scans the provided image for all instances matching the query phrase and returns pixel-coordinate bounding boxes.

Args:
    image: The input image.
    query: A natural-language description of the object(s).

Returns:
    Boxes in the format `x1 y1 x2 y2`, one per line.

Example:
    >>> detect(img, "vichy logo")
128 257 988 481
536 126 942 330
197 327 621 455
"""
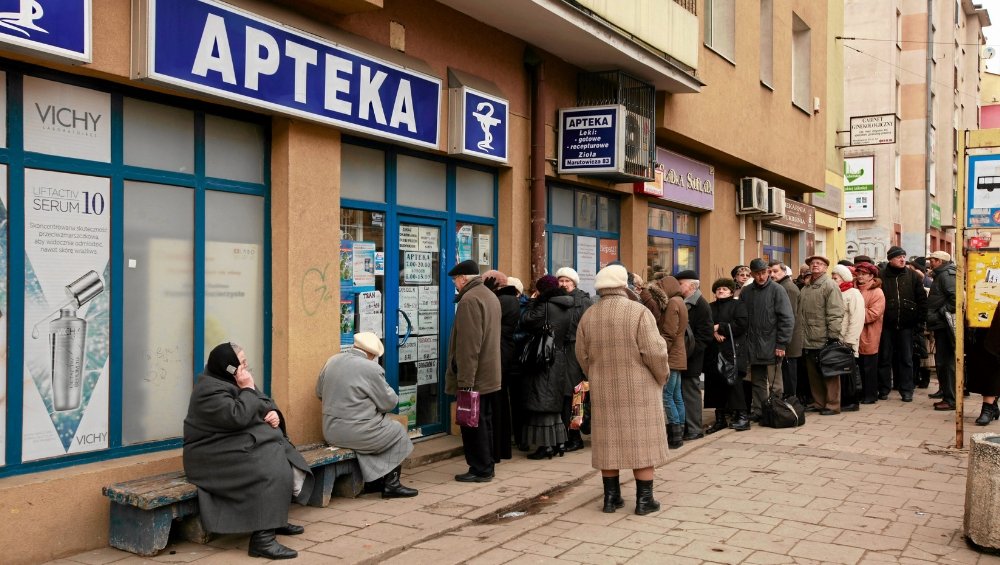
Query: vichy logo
34 102 102 137
0 0 47 37
472 101 499 152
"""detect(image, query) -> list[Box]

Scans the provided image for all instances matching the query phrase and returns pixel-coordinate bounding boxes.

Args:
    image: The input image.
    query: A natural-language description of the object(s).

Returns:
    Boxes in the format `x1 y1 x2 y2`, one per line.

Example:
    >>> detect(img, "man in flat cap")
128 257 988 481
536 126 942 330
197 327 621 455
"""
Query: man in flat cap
675 270 714 440
878 246 927 402
743 259 795 420
798 255 845 415
445 259 502 482
926 251 957 409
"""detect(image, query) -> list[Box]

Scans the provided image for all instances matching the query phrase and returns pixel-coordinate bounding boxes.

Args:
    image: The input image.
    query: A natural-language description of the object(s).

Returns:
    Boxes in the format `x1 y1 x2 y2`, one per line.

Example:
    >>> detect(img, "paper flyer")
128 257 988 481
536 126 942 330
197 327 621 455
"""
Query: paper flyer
576 236 598 296
403 252 433 284
416 360 437 385
478 234 491 265
417 335 437 360
352 241 376 290
398 385 418 427
374 252 385 275
418 227 439 252
417 311 438 335
399 225 419 250
457 225 473 262
399 340 418 363
339 241 353 289
340 295 355 345
418 285 439 310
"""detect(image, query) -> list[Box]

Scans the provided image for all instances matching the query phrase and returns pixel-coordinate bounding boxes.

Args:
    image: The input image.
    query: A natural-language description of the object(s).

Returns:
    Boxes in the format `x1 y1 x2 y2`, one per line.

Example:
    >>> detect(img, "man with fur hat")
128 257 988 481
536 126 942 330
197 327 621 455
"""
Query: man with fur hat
798 255 845 415
445 260 502 482
877 246 927 402
675 270 714 440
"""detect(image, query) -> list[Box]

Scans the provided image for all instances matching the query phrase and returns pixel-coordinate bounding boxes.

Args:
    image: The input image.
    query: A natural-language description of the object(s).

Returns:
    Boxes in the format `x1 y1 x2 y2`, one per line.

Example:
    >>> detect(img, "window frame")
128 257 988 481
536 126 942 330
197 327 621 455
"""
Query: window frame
791 13 812 115
545 184 621 283
646 204 700 277
759 0 774 89
704 0 736 64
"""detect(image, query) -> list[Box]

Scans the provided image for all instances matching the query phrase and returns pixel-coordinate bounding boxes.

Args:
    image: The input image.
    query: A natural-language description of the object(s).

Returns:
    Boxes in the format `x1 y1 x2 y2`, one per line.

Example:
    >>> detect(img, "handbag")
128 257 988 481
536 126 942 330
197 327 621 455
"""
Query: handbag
817 339 855 379
569 381 589 430
456 389 480 428
518 303 555 370
759 364 806 429
716 324 739 387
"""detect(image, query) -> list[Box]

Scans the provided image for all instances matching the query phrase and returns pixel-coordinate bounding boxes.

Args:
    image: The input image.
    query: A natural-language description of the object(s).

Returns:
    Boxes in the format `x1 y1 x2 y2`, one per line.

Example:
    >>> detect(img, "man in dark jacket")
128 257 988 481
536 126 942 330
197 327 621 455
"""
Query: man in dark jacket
926 251 957 410
741 259 795 420
769 261 803 399
676 270 714 441
445 260 502 482
878 246 928 402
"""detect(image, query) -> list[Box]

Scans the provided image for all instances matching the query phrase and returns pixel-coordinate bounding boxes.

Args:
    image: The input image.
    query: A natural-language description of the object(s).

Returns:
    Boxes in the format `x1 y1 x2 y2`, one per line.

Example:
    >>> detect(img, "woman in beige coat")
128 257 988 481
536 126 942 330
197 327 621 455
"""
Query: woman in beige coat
576 265 670 516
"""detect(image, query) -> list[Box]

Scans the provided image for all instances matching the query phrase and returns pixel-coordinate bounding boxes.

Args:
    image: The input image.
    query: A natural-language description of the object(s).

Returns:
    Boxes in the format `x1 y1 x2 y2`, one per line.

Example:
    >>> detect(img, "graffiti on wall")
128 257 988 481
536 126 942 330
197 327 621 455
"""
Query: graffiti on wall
845 226 890 260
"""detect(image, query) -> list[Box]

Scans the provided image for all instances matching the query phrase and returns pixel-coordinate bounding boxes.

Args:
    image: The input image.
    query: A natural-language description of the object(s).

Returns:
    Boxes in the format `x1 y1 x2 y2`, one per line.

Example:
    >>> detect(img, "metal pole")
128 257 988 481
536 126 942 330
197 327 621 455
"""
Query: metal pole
955 129 967 449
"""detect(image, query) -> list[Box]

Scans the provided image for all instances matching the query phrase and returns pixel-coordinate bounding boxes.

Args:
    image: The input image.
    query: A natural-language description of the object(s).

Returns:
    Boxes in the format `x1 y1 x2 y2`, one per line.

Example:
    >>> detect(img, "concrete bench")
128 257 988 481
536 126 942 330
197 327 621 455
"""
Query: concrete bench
102 444 361 556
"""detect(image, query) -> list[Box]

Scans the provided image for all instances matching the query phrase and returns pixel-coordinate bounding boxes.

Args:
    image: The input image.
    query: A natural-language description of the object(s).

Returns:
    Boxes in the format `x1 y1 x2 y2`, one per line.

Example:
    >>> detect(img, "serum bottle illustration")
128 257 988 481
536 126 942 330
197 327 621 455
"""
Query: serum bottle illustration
32 271 105 411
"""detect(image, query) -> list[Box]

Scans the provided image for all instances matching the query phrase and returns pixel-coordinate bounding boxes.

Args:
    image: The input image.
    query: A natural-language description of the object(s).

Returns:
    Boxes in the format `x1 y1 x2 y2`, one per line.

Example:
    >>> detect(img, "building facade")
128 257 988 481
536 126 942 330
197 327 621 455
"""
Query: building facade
843 0 988 260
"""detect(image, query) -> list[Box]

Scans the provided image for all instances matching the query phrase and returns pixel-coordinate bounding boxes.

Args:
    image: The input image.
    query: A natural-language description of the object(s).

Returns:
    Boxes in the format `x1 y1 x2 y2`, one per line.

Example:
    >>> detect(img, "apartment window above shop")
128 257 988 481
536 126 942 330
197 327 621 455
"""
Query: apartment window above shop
759 0 774 88
705 0 735 62
791 13 811 113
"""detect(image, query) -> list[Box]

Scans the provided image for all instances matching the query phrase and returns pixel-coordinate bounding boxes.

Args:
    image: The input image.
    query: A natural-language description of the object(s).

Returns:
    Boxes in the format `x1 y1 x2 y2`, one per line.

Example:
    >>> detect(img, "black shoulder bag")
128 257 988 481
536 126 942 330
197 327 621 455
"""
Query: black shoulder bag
518 303 555 371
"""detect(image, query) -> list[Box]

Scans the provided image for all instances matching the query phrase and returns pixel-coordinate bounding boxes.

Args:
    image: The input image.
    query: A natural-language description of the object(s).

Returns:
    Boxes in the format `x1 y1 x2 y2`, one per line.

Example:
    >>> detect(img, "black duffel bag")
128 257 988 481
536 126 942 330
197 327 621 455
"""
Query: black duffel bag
759 362 806 429
817 339 855 379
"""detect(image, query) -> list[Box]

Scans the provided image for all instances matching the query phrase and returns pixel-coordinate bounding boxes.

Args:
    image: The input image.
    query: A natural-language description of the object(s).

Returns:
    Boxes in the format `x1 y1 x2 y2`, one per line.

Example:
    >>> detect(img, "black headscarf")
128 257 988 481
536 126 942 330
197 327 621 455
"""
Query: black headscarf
205 342 241 385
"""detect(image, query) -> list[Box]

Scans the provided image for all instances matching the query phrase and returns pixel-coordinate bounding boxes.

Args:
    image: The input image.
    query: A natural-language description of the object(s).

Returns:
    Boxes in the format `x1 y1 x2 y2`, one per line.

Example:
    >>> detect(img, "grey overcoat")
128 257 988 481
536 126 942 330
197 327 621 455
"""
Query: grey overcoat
183 375 313 534
316 348 413 482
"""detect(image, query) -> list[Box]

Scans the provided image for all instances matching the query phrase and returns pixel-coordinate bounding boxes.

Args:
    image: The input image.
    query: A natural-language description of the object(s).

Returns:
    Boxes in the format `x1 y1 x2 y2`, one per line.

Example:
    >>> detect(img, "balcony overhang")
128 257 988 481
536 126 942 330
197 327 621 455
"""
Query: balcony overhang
435 0 703 93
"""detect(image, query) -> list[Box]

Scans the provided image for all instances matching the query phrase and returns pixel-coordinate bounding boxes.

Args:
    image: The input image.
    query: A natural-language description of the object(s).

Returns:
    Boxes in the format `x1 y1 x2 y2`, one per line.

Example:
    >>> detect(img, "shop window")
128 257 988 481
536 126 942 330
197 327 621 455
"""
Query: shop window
547 185 620 295
456 167 494 217
763 228 792 265
396 154 446 211
342 144 386 203
339 208 386 354
205 115 266 183
456 223 494 274
646 206 698 279
598 197 620 233
122 182 194 445
123 98 195 173
550 187 574 227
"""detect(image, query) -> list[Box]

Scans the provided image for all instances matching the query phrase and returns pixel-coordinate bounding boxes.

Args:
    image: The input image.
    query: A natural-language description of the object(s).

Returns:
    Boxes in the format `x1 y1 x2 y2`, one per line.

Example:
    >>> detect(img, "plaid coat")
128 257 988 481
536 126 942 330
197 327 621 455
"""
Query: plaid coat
575 288 670 470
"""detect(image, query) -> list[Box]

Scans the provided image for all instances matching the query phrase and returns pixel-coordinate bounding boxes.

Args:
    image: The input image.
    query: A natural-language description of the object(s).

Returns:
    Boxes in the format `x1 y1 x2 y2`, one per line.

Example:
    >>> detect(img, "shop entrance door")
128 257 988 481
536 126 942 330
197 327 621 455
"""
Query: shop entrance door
394 217 447 436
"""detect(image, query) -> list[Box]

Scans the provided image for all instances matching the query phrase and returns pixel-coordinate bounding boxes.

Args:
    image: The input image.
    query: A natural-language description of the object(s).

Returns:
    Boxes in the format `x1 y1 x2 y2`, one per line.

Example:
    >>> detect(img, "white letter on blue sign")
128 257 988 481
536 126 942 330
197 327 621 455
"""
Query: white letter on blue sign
285 40 317 104
324 54 352 115
244 27 280 91
390 79 416 133
359 66 388 124
191 14 237 85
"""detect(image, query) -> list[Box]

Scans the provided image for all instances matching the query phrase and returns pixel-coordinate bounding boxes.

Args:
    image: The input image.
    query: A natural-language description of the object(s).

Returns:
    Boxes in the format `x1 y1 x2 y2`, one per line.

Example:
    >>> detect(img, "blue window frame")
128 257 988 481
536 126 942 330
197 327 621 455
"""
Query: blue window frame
646 204 699 279
546 185 620 294
0 62 270 477
762 227 792 265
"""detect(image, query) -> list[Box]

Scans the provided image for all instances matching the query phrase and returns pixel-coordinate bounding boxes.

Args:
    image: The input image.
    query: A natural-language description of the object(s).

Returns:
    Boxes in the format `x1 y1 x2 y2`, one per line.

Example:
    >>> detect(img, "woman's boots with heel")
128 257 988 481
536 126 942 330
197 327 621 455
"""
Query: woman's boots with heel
975 400 1000 426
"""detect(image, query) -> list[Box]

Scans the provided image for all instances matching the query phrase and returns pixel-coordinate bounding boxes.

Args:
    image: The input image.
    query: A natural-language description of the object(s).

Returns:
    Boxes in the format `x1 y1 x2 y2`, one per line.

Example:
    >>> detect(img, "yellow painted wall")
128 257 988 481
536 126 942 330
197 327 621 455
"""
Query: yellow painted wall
576 0 699 69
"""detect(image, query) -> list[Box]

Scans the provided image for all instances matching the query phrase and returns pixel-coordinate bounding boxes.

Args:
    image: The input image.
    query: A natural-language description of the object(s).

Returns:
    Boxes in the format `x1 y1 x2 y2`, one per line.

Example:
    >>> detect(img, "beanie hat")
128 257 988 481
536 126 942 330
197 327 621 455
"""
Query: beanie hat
594 265 628 290
886 246 906 260
712 278 738 293
535 275 560 294
554 267 580 286
832 264 854 283
507 277 524 295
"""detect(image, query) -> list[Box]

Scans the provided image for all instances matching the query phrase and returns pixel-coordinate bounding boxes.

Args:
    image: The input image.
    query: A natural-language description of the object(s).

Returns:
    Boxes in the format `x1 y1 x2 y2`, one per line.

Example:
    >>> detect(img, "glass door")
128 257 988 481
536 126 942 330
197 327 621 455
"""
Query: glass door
396 217 445 436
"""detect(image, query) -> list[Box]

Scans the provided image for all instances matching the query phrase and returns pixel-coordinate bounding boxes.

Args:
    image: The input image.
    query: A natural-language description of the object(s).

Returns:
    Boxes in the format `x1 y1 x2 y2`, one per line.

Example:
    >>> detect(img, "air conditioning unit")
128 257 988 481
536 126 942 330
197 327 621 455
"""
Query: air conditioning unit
737 177 768 214
623 110 653 179
760 187 786 219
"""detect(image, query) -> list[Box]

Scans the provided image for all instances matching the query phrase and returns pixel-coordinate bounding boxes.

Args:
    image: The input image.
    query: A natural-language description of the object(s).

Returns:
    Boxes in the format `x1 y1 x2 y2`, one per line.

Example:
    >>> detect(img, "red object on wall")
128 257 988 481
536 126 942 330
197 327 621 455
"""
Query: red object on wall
981 104 1000 129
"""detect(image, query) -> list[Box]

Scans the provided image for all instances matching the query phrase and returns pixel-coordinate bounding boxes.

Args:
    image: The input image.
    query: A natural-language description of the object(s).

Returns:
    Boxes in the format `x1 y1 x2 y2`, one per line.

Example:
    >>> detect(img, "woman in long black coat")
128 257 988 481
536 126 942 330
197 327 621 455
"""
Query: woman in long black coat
484 269 519 461
703 278 751 433
519 275 576 459
968 301 1000 425
183 343 314 560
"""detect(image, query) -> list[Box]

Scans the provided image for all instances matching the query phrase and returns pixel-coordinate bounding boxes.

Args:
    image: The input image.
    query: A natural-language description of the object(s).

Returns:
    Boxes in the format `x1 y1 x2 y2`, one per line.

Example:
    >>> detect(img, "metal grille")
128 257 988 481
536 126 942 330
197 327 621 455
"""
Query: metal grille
577 70 655 181
673 0 697 15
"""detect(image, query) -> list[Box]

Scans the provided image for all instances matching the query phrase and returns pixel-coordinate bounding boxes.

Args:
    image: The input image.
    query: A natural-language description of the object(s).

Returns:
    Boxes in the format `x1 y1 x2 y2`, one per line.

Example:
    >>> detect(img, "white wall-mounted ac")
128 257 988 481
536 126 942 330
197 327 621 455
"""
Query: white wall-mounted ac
623 110 652 179
737 177 768 214
760 187 786 219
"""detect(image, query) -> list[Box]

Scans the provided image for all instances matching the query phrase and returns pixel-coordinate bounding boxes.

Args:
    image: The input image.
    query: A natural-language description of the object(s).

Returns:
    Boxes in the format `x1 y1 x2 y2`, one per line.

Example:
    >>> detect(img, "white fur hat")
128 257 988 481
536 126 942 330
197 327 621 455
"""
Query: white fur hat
353 332 384 358
555 267 580 286
594 265 628 290
832 264 854 283
507 277 524 295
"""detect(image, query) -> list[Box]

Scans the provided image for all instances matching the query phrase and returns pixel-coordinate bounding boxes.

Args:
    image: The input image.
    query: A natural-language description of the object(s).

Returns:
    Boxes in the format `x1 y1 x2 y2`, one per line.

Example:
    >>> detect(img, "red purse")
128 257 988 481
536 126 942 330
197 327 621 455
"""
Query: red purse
456 389 480 427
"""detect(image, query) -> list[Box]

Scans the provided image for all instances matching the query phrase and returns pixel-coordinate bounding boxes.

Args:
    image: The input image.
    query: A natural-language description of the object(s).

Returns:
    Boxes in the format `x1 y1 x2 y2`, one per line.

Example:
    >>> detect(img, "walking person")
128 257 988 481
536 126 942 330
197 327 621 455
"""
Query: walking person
799 255 845 415
769 261 804 399
675 270 714 441
575 265 670 516
878 246 927 402
831 264 864 411
925 251 957 410
703 278 750 432
855 262 885 404
445 260 502 483
969 301 1000 426
520 275 575 459
639 274 688 448
556 267 593 451
740 259 795 421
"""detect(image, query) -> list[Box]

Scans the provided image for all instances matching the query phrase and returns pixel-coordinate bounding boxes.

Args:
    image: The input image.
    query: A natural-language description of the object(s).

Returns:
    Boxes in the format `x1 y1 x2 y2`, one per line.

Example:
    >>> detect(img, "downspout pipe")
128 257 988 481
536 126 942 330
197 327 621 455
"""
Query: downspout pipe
526 48 547 285
925 0 933 255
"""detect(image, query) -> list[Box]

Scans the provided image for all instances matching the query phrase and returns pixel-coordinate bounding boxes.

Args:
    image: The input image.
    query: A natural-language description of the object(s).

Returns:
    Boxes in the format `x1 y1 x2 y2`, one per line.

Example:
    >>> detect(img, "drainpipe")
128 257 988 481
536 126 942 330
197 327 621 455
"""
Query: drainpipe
925 0 933 255
526 48 547 284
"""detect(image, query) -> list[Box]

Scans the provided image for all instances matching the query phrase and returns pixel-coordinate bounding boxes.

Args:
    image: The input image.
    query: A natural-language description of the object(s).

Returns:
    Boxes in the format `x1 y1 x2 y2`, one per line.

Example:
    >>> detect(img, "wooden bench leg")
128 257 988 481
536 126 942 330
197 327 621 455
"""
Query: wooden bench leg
332 460 364 499
108 499 199 556
306 464 336 508
176 513 213 544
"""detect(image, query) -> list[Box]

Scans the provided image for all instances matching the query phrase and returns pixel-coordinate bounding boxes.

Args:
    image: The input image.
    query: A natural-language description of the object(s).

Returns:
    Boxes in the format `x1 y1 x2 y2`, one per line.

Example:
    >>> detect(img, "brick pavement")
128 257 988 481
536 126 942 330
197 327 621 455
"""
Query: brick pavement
47 390 1000 565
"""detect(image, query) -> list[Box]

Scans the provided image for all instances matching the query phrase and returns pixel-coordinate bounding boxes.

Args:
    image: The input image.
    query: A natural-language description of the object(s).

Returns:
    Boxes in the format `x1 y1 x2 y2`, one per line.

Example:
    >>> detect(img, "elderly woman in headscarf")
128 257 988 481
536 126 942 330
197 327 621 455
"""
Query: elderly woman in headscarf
183 342 313 560
576 265 670 516
316 332 417 499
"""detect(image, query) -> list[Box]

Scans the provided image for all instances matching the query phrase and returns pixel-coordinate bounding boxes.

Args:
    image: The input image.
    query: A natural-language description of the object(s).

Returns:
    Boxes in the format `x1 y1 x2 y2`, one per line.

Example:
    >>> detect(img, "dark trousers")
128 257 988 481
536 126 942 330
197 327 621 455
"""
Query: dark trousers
933 329 956 405
782 357 799 399
878 327 914 396
681 376 703 435
797 357 812 404
858 353 879 403
460 392 495 477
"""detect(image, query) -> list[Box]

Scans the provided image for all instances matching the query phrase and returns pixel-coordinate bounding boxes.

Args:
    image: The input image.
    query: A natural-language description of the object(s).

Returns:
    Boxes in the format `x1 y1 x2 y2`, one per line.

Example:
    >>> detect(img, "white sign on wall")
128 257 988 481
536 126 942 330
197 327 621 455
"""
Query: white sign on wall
849 114 896 147
23 76 110 162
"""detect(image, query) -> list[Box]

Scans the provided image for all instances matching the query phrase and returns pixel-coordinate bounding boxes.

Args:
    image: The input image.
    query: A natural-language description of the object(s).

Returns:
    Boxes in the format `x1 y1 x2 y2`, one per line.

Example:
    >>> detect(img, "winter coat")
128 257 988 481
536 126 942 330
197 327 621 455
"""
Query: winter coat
967 302 1000 397
776 275 804 358
445 277 502 395
797 272 845 350
683 290 714 378
496 285 523 380
521 289 577 413
740 279 795 365
880 265 927 330
565 287 593 381
576 288 670 470
839 287 865 355
858 279 885 356
926 262 957 331
183 375 314 534
704 297 748 409
640 277 688 371
316 348 413 482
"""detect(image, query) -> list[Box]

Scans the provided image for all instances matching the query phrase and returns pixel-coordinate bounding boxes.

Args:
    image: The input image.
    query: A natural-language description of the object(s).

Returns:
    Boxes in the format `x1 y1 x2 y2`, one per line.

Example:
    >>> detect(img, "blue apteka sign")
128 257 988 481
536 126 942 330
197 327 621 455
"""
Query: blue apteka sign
449 86 508 163
0 0 91 63
558 105 622 175
141 0 441 148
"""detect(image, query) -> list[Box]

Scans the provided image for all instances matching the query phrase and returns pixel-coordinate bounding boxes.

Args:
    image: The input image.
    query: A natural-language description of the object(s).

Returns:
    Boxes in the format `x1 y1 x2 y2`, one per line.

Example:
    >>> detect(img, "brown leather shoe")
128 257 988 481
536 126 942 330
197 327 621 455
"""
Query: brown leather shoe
933 401 955 411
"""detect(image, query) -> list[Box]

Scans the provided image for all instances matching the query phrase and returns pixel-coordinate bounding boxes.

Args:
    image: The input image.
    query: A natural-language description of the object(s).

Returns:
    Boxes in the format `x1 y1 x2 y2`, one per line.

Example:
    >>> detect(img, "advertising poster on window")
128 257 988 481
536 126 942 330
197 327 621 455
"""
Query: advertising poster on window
844 156 875 220
577 236 598 296
351 241 376 290
23 76 111 163
456 225 473 262
0 165 7 465
22 169 110 461
398 385 417 427
205 241 262 372
599 239 619 269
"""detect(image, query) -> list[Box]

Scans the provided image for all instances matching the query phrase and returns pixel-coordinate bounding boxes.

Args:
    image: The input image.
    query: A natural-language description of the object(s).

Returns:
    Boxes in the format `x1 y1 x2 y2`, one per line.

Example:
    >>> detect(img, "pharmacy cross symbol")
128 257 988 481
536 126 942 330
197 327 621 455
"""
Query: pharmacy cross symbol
0 0 48 37
472 101 500 152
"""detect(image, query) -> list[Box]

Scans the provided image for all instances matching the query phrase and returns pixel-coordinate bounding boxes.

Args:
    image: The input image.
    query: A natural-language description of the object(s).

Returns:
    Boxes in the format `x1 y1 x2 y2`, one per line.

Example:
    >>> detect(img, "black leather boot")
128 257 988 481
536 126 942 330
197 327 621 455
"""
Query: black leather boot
975 401 1000 426
730 411 750 431
634 479 660 516
382 466 419 498
667 424 684 449
705 410 728 435
564 429 585 452
601 475 626 513
248 529 297 559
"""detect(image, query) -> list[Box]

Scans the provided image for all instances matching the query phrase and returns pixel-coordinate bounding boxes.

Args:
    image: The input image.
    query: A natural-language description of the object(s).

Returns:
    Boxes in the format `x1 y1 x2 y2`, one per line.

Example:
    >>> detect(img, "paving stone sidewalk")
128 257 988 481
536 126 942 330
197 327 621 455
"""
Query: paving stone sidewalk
49 389 1000 565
